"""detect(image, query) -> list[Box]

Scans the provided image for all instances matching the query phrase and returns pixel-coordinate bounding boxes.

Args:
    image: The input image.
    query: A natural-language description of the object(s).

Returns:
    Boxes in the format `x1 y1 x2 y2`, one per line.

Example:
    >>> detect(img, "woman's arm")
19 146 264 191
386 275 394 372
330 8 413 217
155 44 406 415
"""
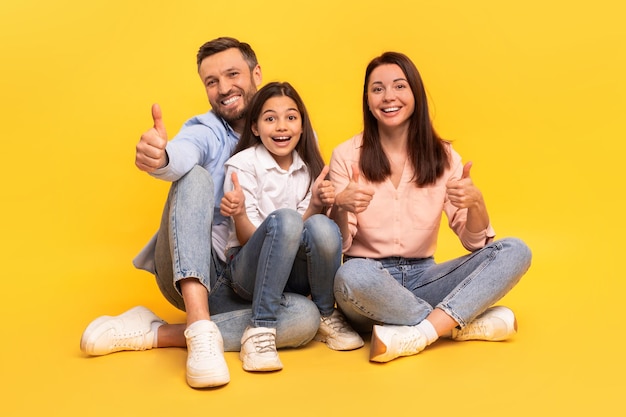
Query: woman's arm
329 157 375 251
446 161 490 231
445 161 495 250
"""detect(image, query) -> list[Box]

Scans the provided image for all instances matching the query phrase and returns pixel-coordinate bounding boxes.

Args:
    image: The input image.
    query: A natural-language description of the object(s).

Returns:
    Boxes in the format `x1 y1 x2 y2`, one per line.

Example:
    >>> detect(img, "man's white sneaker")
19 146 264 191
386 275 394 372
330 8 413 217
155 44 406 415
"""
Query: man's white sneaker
369 324 427 363
314 309 364 351
80 306 166 356
239 326 283 372
451 306 517 342
184 320 230 388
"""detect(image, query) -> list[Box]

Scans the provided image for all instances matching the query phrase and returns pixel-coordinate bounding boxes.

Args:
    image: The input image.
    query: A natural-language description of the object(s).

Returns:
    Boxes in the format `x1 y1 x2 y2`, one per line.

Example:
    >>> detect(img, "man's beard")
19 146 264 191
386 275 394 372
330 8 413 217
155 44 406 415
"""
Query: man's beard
213 87 256 126
214 103 246 125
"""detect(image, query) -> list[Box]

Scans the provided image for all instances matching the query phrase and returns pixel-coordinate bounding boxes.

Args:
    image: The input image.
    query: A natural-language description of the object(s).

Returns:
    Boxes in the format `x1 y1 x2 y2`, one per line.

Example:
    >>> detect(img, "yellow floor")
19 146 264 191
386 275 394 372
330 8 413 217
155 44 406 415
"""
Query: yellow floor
3 226 623 416
2 1 625 416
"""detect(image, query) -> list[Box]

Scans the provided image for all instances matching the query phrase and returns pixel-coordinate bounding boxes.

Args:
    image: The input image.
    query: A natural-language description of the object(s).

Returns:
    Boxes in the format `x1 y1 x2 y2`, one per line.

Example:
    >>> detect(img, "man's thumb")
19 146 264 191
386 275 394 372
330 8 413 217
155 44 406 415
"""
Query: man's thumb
152 103 167 139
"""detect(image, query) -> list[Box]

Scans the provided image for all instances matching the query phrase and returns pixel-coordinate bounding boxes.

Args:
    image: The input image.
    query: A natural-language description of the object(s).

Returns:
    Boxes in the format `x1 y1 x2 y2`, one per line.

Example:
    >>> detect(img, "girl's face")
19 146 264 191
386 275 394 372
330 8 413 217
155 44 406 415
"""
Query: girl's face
366 63 415 131
252 95 302 170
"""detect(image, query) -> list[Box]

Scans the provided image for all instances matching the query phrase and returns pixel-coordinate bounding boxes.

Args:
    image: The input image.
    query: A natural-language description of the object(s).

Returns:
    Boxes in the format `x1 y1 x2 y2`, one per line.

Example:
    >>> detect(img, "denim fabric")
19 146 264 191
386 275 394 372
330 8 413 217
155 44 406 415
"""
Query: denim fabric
152 166 320 350
226 209 342 328
155 166 214 302
334 237 532 333
210 291 320 351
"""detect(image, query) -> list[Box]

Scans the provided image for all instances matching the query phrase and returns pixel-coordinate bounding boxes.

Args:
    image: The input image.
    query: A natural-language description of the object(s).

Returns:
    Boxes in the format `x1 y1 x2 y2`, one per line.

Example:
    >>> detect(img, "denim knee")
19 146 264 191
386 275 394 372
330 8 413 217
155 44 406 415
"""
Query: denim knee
278 293 321 348
500 237 532 273
268 208 304 239
334 258 369 295
303 215 341 257
178 165 213 192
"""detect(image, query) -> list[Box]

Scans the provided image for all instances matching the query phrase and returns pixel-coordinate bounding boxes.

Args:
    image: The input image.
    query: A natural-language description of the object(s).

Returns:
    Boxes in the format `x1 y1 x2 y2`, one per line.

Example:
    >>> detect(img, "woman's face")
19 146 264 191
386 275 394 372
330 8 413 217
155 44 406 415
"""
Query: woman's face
366 63 415 131
252 95 302 170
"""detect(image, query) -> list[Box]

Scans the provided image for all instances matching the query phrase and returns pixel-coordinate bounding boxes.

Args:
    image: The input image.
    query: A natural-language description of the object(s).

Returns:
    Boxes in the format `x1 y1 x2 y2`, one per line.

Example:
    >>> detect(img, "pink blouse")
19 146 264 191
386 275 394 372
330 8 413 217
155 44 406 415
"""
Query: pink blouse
329 134 495 258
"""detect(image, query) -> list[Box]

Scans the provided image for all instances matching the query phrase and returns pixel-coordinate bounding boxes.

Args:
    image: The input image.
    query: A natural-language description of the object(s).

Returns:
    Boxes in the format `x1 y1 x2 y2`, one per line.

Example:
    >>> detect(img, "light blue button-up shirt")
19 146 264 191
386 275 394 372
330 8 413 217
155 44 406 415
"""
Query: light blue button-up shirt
134 110 239 272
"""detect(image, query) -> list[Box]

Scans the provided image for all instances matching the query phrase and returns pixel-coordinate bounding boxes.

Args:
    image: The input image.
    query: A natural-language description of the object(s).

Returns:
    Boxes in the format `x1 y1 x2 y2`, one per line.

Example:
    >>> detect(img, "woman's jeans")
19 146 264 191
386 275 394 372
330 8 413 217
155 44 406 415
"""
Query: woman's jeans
334 237 532 332
226 208 342 328
151 166 320 350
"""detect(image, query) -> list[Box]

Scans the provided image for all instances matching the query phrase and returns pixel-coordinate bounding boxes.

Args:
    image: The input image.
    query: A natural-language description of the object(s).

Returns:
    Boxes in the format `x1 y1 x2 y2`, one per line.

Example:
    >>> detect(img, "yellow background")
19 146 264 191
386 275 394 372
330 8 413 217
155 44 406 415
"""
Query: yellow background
1 0 624 416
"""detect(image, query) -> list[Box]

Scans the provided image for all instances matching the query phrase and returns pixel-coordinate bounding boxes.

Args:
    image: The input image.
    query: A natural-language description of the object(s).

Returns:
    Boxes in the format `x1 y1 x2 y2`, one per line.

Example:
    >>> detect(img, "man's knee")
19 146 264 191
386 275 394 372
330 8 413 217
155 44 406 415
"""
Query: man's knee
178 165 213 193
278 293 320 348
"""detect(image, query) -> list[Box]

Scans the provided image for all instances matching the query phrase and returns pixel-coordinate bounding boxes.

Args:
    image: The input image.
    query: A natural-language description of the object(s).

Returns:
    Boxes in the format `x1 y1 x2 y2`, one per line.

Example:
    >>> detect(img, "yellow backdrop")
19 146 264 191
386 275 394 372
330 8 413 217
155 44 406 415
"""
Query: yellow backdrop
1 0 624 416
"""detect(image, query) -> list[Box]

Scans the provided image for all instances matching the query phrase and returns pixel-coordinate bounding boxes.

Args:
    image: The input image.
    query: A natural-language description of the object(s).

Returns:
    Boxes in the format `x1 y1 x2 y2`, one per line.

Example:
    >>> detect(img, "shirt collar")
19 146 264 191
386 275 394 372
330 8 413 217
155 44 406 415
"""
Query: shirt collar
213 110 240 139
255 144 306 173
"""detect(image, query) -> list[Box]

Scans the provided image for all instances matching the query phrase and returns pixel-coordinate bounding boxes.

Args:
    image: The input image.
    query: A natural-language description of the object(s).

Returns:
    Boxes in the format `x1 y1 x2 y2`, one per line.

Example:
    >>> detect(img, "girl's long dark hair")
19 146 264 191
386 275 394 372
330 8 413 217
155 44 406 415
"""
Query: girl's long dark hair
233 81 325 184
361 52 449 186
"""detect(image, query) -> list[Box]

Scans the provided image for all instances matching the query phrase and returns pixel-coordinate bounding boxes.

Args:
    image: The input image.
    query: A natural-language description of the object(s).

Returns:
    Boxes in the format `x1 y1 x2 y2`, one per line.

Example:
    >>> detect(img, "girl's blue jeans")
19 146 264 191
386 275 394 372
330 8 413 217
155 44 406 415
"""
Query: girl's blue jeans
226 208 342 328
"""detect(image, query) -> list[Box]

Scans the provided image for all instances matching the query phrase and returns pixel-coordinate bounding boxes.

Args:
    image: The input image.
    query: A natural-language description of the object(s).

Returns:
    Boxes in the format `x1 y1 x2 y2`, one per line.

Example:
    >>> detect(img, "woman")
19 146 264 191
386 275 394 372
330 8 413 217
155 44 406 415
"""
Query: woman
329 52 532 362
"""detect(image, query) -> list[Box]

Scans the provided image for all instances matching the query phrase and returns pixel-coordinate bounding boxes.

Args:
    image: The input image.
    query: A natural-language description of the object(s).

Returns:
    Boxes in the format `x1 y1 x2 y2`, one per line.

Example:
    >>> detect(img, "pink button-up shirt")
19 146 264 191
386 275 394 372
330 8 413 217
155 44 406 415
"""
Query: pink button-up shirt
329 134 495 258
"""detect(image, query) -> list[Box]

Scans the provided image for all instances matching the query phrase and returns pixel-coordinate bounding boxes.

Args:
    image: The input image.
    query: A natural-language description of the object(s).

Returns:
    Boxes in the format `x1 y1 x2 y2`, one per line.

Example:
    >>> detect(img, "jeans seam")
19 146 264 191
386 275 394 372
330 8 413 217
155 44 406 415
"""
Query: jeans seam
337 288 377 320
252 213 280 327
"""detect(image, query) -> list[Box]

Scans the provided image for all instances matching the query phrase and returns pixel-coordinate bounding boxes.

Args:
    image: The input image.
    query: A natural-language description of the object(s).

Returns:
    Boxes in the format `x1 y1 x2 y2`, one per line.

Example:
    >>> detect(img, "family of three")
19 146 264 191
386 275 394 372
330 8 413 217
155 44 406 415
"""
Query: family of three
80 37 532 388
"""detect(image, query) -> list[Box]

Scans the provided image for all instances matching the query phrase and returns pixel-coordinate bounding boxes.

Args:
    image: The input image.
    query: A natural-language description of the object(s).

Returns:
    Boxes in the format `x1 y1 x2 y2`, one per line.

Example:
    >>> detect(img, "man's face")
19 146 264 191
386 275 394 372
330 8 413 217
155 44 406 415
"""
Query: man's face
198 48 262 131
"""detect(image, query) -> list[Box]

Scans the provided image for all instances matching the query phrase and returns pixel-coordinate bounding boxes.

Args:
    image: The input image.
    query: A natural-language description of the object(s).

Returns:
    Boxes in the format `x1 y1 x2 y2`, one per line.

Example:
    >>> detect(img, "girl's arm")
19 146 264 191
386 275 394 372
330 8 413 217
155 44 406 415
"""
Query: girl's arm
303 166 334 220
221 170 258 246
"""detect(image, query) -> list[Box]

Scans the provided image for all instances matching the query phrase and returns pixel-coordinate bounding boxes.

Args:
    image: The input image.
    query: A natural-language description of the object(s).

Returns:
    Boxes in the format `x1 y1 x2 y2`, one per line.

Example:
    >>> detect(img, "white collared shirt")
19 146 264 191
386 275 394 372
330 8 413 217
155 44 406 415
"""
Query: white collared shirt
223 144 312 250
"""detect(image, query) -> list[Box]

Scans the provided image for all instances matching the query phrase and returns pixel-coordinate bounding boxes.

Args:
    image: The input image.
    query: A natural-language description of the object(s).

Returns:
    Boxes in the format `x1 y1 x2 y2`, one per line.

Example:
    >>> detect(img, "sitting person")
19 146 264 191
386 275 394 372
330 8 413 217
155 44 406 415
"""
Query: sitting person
220 81 363 372
328 51 532 363
80 38 321 388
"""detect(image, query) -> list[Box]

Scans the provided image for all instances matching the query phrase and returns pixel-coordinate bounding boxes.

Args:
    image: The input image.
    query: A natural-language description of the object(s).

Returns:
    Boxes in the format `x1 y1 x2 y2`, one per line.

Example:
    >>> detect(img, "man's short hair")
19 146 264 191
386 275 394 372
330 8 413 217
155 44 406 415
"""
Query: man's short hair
196 37 258 71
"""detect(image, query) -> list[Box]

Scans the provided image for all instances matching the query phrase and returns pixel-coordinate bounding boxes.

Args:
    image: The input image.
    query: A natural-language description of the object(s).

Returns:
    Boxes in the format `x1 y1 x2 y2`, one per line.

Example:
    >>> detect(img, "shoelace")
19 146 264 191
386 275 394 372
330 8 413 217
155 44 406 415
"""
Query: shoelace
187 331 219 360
322 314 351 334
456 321 489 338
250 333 277 353
398 333 424 355
112 330 150 350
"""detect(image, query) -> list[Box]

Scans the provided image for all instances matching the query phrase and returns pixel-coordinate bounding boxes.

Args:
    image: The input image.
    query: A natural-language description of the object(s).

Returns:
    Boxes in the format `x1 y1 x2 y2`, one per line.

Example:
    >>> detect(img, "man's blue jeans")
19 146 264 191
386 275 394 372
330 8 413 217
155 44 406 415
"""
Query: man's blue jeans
151 166 320 350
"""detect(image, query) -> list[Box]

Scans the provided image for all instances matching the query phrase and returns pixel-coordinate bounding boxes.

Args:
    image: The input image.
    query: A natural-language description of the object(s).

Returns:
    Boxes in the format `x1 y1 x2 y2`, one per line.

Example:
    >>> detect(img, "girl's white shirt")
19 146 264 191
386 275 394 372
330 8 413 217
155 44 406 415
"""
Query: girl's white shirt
223 144 312 250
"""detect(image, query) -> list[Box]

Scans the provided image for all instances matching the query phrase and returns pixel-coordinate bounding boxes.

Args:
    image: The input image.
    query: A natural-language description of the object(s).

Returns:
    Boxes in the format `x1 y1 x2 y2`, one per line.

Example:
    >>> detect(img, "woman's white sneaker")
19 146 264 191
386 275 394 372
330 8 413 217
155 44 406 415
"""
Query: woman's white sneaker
369 324 427 362
451 306 517 342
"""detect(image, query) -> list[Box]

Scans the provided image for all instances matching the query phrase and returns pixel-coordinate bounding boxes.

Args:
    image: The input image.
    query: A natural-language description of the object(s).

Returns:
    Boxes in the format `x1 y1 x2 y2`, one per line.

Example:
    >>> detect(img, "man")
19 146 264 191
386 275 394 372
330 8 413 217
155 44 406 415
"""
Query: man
79 38 321 388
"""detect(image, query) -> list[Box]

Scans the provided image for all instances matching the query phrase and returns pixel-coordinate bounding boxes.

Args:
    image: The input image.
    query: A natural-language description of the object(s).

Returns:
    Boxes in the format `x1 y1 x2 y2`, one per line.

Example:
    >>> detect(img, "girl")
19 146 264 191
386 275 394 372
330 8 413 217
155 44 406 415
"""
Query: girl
221 82 363 372
329 52 532 363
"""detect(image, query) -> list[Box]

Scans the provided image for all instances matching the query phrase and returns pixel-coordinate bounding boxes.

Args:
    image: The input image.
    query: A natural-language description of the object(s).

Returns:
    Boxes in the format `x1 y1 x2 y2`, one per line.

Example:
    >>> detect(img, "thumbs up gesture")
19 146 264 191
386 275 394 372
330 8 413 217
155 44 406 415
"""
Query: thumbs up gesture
220 172 246 217
135 103 169 172
446 161 483 209
311 166 335 208
335 163 375 214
